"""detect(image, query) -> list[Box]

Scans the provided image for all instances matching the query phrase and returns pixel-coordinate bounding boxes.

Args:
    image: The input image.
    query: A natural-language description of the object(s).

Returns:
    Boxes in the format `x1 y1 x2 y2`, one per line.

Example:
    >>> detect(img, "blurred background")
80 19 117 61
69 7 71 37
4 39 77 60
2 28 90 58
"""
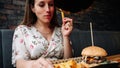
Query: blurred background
0 0 120 31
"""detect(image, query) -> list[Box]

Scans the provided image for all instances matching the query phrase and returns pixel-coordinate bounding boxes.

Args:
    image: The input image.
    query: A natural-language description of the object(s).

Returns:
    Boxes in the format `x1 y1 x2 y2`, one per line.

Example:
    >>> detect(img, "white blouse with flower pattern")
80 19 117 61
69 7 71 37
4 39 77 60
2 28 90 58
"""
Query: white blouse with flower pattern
12 25 64 66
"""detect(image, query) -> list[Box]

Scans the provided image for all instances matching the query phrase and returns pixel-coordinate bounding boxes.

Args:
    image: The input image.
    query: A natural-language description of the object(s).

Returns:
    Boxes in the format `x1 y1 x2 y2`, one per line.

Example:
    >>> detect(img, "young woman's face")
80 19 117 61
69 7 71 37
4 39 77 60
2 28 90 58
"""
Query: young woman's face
32 0 54 23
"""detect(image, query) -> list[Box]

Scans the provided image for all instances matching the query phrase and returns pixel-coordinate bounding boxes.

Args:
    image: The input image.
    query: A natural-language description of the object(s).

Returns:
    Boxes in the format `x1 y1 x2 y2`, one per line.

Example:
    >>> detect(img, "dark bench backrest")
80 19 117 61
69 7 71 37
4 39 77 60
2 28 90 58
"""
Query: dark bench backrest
70 28 120 57
0 30 3 68
1 29 15 68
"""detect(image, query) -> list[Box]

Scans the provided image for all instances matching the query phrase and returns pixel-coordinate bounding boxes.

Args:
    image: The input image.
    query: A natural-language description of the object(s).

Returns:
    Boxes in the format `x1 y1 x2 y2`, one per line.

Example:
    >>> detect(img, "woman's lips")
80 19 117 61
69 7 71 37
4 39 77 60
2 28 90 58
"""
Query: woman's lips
44 15 51 19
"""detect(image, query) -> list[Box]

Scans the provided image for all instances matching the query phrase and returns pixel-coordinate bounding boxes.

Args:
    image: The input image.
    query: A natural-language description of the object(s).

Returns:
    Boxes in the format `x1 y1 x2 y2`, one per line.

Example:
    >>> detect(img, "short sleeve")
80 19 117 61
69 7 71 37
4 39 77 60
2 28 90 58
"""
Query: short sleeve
12 26 30 67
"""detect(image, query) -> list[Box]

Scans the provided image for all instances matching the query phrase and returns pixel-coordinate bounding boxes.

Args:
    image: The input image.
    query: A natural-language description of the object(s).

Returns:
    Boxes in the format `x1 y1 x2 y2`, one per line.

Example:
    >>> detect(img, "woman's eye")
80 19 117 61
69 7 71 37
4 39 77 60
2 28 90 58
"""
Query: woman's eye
39 2 45 7
38 1 54 7
49 3 54 6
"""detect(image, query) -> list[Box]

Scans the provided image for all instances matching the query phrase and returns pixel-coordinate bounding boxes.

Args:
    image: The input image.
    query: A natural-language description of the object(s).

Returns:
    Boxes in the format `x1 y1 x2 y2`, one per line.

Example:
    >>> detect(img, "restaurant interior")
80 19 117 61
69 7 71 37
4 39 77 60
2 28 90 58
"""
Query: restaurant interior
0 0 120 68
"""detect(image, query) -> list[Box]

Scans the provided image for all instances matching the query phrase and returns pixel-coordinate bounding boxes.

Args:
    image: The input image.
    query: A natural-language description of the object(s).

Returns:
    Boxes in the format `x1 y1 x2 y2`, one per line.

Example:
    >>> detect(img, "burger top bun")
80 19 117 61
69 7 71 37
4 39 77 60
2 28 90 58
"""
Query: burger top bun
81 46 107 56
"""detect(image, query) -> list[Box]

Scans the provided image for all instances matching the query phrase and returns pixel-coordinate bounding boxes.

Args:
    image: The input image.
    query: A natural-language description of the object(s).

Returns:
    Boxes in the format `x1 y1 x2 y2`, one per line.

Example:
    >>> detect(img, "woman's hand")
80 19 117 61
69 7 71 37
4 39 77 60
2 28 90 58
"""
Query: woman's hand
32 57 54 68
61 17 73 37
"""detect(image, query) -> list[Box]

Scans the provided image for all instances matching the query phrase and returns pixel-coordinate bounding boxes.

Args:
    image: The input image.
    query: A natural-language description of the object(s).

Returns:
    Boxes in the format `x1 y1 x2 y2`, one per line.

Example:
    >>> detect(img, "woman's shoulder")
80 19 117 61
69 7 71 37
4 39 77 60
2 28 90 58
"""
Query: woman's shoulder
14 25 32 32
54 26 61 32
54 26 62 35
15 25 32 30
15 25 27 29
55 26 61 30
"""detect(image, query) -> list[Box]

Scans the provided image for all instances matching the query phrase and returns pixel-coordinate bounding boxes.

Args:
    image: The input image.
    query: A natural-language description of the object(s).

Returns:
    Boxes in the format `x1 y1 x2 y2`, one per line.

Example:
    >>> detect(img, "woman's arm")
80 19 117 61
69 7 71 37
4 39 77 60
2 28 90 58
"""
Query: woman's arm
16 58 54 68
61 17 73 59
63 36 72 58
16 59 33 68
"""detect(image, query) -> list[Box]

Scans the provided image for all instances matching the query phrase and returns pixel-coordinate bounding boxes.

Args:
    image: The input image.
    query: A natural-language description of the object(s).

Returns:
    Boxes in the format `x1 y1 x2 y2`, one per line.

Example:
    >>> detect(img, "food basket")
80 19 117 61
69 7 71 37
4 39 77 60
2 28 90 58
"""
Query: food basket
52 57 90 68
51 57 82 64
51 57 120 68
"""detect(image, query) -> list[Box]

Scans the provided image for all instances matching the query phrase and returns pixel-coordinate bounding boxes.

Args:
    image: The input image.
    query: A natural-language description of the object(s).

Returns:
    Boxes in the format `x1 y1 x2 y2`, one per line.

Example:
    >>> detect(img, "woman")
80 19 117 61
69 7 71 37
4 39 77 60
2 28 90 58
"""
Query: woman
12 0 73 68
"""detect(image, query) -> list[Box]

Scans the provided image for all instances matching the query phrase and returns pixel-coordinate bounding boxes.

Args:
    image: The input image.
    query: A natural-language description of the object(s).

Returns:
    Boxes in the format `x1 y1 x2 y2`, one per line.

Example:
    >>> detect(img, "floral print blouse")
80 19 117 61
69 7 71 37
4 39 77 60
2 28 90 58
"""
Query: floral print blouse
12 25 64 66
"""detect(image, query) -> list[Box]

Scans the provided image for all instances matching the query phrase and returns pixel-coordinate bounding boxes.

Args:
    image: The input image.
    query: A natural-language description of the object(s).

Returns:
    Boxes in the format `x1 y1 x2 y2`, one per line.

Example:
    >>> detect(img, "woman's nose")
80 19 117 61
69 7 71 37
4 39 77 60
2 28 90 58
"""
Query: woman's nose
45 4 50 12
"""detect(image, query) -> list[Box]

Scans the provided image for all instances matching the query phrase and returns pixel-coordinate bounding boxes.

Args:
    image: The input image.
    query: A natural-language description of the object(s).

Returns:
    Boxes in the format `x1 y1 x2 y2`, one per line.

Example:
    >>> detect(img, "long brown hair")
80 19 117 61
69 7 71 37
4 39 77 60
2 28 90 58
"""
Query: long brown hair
21 0 59 28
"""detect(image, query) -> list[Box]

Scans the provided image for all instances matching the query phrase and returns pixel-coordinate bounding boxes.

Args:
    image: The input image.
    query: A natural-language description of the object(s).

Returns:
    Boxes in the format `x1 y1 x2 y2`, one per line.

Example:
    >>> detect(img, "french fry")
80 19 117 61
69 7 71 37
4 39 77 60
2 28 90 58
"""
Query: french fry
59 9 64 20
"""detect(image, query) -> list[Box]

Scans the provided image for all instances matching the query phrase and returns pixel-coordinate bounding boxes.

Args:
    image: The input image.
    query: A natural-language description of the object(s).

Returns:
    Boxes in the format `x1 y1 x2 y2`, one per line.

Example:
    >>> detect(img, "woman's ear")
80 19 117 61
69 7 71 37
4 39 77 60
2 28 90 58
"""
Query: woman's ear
31 5 35 13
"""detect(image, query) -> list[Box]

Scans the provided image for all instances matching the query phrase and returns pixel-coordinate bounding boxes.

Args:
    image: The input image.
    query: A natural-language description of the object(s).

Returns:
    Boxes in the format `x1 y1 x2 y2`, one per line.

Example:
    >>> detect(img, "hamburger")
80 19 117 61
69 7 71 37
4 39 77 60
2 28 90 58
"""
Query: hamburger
81 46 107 64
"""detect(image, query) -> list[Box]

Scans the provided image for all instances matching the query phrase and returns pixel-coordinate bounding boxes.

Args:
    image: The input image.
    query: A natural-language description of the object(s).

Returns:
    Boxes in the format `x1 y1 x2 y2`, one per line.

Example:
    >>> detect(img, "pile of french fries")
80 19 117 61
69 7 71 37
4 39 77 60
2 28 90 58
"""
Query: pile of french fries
54 59 89 68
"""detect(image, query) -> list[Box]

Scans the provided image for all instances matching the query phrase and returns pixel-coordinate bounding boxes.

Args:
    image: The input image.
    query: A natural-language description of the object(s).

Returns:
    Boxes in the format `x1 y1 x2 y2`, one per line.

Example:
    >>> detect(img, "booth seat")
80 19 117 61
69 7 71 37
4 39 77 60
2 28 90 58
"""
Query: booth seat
0 29 15 68
0 29 120 68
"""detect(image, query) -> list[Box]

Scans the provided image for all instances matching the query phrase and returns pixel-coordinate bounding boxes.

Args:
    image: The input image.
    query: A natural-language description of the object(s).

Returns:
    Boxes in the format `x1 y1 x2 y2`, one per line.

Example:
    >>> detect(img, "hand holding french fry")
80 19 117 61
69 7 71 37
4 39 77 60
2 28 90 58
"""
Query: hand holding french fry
61 17 73 37
59 9 73 37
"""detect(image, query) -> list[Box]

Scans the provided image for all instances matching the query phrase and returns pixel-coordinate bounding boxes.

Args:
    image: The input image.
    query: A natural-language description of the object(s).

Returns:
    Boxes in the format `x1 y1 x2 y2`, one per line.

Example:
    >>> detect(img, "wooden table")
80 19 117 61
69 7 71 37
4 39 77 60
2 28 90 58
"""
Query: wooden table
106 54 120 62
92 54 120 68
106 54 120 67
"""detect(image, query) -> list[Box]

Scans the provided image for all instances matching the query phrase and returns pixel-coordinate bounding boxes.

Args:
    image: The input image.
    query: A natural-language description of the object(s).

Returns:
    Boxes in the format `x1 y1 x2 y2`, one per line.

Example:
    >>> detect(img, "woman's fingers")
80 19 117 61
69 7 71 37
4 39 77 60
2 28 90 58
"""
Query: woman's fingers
38 57 54 68
62 17 73 30
62 17 72 26
65 22 73 30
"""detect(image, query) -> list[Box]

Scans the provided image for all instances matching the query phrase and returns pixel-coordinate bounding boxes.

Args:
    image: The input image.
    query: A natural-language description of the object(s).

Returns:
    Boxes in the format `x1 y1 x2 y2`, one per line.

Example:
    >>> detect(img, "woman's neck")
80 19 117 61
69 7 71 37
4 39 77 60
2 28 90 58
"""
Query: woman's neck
34 21 53 34
36 20 50 28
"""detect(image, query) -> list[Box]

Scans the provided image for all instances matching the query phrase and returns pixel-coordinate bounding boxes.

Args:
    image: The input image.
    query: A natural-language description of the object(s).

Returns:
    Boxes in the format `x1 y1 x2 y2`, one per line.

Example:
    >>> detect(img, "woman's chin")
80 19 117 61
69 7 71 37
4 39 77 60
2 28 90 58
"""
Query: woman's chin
44 19 51 23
